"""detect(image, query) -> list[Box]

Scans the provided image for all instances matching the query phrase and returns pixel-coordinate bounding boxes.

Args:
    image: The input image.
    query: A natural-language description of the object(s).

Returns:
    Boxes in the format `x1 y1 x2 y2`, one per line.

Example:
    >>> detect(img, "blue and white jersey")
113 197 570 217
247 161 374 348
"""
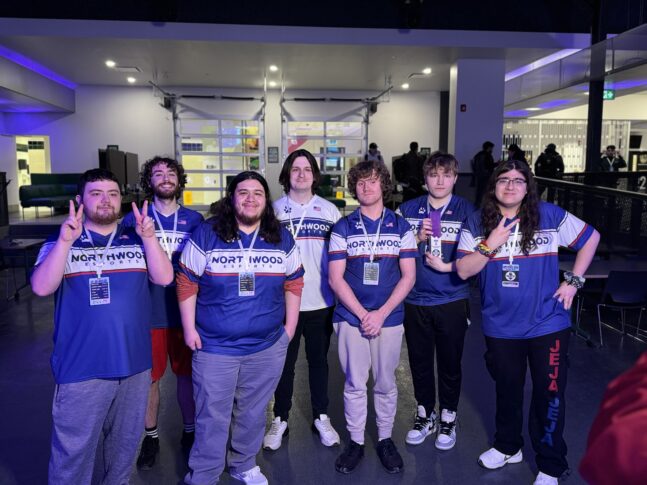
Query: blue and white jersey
328 208 418 327
397 194 475 306
457 201 595 339
178 220 304 356
123 204 203 328
34 225 152 384
273 194 341 311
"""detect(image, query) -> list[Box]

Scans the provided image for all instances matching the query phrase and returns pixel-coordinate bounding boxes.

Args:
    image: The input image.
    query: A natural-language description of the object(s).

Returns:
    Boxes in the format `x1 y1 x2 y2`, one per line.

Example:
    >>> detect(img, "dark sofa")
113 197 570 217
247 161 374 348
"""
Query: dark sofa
19 173 82 217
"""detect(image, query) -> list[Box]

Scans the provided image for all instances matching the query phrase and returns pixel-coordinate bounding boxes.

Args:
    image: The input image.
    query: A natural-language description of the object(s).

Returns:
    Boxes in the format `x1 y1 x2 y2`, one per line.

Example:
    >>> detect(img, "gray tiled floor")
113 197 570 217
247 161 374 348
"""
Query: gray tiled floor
0 271 644 485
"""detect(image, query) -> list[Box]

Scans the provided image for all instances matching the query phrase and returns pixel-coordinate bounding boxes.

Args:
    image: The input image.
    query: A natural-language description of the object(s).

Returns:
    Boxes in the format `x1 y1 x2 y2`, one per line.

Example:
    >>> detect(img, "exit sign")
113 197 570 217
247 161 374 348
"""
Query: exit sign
603 89 615 100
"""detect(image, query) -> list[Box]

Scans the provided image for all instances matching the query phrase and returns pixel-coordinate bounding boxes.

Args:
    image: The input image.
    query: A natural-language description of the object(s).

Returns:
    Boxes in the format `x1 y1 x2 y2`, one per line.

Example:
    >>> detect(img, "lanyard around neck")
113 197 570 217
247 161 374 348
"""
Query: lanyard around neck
286 195 315 239
236 227 260 272
84 226 118 278
508 221 520 265
427 195 452 237
151 204 179 260
357 208 385 263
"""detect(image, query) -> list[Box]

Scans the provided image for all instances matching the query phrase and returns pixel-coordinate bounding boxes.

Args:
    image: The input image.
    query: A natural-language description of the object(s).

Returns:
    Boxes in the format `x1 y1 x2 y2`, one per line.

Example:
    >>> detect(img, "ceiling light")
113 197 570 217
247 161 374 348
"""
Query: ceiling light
268 81 277 88
127 77 136 84
422 67 432 75
269 65 279 72
526 107 541 111
105 59 116 68
401 83 410 89
584 91 590 95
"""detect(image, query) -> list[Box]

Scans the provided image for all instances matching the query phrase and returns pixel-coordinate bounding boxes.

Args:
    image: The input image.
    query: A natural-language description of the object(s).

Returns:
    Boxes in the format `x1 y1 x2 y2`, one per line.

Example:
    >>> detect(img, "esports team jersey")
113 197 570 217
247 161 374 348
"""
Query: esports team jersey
457 201 594 339
273 194 341 311
328 208 418 327
123 204 203 328
397 194 475 306
34 224 152 384
178 220 304 356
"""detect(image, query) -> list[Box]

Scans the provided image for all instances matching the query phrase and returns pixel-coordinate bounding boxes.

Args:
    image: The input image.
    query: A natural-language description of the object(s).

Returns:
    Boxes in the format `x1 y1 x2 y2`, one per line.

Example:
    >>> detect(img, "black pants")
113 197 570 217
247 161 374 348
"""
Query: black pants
404 299 468 416
273 306 334 421
484 328 570 478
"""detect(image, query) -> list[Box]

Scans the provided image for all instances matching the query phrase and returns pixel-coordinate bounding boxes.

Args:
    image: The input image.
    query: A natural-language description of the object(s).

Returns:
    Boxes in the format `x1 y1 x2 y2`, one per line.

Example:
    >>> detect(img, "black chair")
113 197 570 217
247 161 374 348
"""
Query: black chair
596 271 647 346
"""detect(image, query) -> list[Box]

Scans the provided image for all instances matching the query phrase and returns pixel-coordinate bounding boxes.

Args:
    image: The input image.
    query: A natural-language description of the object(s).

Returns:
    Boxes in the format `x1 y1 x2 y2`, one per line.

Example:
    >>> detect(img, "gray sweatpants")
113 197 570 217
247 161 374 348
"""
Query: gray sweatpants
335 322 404 444
185 332 289 485
48 370 150 485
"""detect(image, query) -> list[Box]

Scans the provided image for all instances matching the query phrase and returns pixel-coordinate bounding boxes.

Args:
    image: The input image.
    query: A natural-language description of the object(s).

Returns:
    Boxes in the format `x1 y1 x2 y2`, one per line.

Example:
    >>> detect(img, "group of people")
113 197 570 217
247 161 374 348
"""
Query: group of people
33 147 600 485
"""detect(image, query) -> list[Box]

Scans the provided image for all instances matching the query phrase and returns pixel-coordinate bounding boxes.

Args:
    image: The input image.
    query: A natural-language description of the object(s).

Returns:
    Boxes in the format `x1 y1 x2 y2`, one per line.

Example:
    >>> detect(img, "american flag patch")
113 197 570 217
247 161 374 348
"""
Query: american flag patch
178 220 187 225
446 210 453 215
314 206 321 211
385 222 394 227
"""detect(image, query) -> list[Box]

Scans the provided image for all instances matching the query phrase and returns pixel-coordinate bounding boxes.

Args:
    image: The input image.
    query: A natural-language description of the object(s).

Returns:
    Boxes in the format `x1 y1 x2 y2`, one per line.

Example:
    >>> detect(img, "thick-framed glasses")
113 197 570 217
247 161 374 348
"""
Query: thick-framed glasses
496 177 527 187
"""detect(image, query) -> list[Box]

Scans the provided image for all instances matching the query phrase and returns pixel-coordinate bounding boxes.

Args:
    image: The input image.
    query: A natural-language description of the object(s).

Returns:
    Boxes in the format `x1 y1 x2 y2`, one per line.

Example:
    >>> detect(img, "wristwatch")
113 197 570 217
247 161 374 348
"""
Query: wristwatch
563 271 586 289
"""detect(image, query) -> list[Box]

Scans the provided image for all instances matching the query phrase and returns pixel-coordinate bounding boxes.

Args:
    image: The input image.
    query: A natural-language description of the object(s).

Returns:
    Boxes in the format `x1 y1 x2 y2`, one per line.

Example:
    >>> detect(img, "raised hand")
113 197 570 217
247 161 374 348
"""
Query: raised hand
132 200 155 239
59 200 83 243
486 216 518 251
417 219 432 244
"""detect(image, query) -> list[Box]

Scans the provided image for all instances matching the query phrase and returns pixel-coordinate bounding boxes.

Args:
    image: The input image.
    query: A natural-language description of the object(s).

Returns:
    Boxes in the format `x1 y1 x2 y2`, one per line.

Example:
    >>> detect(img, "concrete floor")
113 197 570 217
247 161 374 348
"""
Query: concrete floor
0 270 644 485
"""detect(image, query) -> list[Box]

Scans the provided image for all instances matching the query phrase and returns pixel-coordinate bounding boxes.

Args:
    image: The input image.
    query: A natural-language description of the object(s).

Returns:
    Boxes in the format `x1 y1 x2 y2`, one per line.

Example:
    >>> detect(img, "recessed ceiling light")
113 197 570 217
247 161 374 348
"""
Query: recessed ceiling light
127 77 136 84
526 107 541 111
105 60 116 68
401 83 410 89
269 65 279 72
268 81 277 88
422 67 432 75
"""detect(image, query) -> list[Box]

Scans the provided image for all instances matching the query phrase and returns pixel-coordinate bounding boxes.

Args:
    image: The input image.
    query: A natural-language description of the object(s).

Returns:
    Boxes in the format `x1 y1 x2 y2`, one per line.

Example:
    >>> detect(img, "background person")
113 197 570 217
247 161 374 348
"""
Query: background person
178 171 304 485
31 169 173 485
264 149 342 450
456 161 599 485
396 152 476 451
472 141 495 208
122 156 204 469
328 160 417 475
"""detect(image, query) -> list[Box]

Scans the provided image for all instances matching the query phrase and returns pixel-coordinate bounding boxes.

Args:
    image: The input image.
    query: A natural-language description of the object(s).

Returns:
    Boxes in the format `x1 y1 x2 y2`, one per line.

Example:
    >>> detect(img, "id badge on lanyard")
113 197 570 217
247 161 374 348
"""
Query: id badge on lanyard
501 222 520 288
237 228 259 297
363 262 380 285
89 277 111 305
358 209 384 286
429 236 442 258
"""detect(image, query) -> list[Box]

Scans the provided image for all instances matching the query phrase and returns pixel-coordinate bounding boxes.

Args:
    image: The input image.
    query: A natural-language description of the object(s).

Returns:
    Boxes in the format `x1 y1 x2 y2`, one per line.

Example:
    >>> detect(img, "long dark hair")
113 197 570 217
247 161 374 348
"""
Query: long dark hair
210 171 282 244
481 160 540 255
278 149 321 194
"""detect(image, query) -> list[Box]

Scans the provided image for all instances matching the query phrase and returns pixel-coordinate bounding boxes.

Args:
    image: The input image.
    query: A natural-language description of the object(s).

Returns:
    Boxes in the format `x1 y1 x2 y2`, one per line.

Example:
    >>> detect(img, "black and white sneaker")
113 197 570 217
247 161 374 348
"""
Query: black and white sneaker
405 405 437 445
435 409 457 450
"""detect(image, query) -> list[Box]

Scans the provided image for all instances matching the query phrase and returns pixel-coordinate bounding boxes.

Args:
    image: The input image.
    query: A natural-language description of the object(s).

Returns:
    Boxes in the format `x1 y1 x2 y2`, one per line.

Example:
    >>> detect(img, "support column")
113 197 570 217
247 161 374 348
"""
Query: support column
448 59 505 167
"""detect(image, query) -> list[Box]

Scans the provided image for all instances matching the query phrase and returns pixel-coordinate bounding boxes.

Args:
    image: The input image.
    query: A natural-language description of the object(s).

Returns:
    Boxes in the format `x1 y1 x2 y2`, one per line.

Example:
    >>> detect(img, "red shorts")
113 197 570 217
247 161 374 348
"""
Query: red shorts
151 328 192 381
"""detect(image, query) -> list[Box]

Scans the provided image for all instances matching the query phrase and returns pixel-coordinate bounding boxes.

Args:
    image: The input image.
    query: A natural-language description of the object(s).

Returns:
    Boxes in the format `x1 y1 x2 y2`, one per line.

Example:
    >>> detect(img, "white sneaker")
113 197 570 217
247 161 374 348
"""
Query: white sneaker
533 471 558 485
405 405 438 445
263 417 288 451
478 447 523 469
435 409 457 450
231 466 268 485
312 414 341 446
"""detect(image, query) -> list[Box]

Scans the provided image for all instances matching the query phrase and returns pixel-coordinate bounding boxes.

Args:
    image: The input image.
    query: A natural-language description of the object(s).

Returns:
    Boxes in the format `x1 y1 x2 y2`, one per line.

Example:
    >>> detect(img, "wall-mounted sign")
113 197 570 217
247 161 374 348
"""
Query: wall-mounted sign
603 89 615 100
268 146 280 164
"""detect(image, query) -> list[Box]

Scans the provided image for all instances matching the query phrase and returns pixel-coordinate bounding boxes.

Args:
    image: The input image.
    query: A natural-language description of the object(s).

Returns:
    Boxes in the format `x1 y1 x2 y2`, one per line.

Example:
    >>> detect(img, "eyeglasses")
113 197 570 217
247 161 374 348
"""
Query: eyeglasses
496 177 527 187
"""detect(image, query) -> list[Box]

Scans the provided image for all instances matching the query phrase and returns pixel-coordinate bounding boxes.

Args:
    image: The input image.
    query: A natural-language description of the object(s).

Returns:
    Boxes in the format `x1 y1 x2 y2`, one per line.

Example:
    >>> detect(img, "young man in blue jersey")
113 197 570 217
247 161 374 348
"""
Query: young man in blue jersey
122 157 204 469
456 161 599 485
264 149 341 450
31 169 173 485
396 152 475 450
177 172 304 485
329 160 417 474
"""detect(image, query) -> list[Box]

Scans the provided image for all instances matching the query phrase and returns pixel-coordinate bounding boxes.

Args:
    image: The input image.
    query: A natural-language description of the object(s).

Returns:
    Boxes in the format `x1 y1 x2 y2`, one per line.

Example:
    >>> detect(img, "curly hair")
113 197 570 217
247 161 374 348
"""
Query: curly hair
278 149 321 194
347 160 392 203
481 160 540 255
139 156 187 200
423 152 459 177
209 171 282 244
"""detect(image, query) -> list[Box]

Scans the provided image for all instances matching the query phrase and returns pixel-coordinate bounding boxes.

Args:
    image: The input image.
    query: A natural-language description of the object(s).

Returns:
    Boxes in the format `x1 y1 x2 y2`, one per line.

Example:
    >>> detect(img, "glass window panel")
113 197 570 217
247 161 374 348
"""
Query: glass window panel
326 122 362 137
181 137 219 153
325 139 363 156
183 189 222 206
221 120 259 136
287 122 324 137
185 172 223 189
222 156 247 171
180 119 219 135
221 138 244 153
288 138 326 155
181 155 220 170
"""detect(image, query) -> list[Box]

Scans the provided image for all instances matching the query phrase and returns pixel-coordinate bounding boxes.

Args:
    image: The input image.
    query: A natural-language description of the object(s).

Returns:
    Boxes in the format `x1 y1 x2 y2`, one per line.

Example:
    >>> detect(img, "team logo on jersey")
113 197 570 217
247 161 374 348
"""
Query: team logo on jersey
355 221 363 229
418 207 426 214
284 206 292 214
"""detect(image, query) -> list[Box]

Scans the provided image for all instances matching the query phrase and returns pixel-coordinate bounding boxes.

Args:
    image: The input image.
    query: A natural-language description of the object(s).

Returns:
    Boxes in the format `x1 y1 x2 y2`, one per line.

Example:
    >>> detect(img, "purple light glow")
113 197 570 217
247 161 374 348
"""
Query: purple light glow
504 110 530 117
536 99 575 109
0 44 77 90
606 79 647 90
505 49 582 82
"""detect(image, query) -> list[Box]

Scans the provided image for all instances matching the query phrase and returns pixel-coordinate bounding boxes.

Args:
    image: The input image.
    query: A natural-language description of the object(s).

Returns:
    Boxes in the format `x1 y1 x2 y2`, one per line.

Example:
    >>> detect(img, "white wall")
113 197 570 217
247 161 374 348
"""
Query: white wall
532 92 647 121
0 134 17 211
1 85 442 208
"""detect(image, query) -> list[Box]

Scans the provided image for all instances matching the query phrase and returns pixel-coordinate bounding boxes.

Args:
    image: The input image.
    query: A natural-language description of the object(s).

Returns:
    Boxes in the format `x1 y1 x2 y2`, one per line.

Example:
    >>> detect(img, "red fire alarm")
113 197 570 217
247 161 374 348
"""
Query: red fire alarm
460 104 467 112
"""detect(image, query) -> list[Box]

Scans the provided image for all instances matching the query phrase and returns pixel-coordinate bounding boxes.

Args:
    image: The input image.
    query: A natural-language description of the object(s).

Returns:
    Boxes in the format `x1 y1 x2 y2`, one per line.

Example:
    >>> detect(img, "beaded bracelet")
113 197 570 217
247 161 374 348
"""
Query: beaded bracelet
476 242 498 258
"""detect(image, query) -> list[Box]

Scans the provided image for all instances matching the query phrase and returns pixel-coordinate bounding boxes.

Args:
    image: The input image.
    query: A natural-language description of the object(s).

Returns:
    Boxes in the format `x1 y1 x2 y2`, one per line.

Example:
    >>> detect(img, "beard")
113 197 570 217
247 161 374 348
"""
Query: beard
153 183 179 201
86 206 120 225
236 211 262 227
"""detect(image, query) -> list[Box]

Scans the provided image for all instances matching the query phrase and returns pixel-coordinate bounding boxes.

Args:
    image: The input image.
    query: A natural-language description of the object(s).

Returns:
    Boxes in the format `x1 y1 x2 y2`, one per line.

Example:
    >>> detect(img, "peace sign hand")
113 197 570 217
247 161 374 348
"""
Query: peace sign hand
132 200 155 239
59 200 84 243
486 216 517 251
